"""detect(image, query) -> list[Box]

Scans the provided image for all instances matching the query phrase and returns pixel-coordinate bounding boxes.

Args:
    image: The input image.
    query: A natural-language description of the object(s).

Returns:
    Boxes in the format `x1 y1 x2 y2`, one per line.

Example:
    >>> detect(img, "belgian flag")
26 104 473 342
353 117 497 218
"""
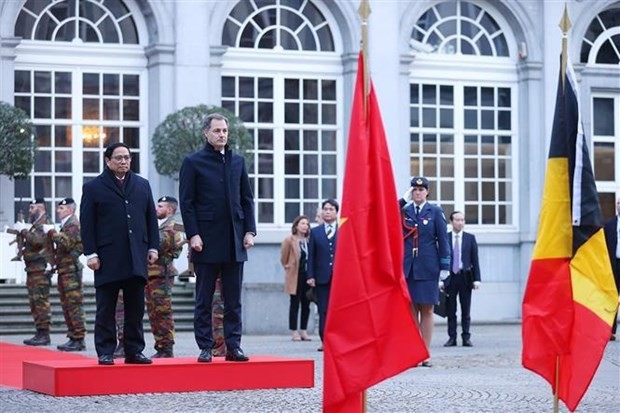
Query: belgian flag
521 55 617 411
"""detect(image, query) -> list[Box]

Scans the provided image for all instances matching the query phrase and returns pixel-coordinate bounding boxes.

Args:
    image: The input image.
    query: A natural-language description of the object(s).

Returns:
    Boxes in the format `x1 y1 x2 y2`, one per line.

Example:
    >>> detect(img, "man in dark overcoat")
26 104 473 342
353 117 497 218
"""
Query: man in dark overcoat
179 113 256 363
80 142 159 365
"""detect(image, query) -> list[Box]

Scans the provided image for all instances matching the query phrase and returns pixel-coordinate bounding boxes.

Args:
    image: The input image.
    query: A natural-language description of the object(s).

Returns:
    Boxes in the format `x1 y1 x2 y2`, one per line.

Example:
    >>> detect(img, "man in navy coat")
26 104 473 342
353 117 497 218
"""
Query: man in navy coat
179 113 256 362
443 211 481 347
307 199 339 350
81 142 159 365
400 176 450 366
603 196 620 341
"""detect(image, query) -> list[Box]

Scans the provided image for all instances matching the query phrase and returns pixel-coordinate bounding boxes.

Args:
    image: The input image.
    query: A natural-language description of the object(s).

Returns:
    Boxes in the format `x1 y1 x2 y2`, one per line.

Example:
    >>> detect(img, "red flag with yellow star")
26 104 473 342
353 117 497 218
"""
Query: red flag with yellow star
322 52 428 412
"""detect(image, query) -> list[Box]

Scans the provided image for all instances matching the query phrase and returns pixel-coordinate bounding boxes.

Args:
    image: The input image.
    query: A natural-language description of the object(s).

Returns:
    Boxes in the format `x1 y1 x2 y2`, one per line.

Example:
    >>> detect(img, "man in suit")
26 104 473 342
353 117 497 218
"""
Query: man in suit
442 211 481 347
604 196 620 341
81 142 159 366
179 113 256 363
48 198 87 351
307 199 339 351
400 177 450 366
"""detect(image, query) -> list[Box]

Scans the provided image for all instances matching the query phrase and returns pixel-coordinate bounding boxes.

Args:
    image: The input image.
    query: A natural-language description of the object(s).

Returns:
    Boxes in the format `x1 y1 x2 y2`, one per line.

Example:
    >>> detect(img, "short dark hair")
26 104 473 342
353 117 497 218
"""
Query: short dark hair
449 210 464 222
291 215 310 236
322 199 339 212
104 142 130 160
202 113 229 132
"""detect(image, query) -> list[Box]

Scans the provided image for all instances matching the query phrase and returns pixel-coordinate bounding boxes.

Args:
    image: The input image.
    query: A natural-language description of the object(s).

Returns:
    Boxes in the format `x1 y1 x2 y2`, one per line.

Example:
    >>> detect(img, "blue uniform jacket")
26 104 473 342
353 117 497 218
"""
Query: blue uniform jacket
80 168 159 287
307 224 337 285
401 200 450 281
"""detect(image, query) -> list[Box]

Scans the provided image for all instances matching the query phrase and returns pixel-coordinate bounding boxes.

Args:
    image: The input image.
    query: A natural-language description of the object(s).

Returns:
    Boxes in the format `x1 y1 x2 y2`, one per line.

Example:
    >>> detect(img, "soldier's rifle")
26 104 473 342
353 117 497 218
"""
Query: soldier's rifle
6 228 25 261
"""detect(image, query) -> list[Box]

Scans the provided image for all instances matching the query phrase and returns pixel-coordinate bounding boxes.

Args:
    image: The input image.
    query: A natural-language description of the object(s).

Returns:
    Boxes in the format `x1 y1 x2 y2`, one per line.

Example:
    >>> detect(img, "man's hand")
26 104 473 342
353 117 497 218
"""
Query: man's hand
147 251 158 264
473 281 481 290
307 278 316 288
190 234 203 252
87 257 100 271
243 233 255 250
401 187 413 202
439 270 450 281
439 280 444 291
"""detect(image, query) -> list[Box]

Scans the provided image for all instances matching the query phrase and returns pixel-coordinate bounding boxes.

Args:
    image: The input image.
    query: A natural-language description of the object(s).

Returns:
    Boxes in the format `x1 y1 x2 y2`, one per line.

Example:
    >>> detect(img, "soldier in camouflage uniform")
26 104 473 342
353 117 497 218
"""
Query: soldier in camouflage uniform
147 196 183 358
212 274 226 356
22 198 53 346
48 198 87 351
113 291 125 358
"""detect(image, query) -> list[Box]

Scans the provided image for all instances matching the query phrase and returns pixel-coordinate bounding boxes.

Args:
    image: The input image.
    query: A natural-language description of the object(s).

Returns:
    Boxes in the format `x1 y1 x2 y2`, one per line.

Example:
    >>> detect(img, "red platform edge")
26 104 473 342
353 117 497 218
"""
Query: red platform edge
23 356 314 396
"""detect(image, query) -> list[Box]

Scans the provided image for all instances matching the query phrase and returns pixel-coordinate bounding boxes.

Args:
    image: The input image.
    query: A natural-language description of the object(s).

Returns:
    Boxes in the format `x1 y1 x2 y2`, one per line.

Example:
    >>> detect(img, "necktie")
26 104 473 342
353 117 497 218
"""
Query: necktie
326 224 333 239
415 205 420 217
452 234 460 273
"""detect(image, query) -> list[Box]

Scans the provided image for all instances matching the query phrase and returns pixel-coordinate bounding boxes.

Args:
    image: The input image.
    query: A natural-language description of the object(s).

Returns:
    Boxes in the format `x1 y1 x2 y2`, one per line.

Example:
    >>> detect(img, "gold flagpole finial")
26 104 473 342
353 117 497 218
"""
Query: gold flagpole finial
358 0 371 110
559 4 572 90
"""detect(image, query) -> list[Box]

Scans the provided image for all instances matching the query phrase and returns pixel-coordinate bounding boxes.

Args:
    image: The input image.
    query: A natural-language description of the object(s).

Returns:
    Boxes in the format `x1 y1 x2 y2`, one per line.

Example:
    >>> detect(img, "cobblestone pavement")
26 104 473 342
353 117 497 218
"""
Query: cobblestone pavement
1 324 618 412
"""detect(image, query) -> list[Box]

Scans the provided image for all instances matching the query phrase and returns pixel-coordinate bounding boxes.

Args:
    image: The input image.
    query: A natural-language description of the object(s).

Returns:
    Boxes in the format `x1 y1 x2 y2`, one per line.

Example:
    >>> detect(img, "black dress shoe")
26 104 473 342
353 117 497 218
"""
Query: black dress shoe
462 339 473 347
197 348 212 363
23 333 51 346
225 347 249 362
443 338 457 347
125 353 152 364
57 339 86 352
98 354 114 365
152 349 174 358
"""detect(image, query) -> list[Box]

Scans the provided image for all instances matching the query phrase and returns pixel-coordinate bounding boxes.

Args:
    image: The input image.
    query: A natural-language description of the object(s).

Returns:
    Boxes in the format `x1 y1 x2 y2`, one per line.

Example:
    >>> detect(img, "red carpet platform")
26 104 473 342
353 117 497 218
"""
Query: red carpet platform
0 341 88 389
23 355 315 396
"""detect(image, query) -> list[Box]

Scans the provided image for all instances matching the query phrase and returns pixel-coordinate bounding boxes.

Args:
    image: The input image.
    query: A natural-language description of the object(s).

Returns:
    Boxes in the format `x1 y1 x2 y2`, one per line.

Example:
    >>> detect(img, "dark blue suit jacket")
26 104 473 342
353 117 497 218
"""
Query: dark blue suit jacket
449 231 481 285
179 144 256 263
401 201 450 281
80 168 159 287
307 224 337 285
604 217 620 291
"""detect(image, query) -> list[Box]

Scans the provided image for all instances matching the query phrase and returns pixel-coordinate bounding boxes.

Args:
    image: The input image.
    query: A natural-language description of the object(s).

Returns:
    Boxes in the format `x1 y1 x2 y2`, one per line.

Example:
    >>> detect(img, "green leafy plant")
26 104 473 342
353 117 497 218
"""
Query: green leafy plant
0 102 36 179
152 105 253 179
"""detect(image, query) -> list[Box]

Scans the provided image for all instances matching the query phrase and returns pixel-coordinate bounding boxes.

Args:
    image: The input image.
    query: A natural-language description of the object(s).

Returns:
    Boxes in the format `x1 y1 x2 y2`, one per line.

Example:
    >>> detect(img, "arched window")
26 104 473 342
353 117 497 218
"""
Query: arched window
220 0 340 228
579 7 620 64
15 0 138 44
408 0 516 228
12 0 146 217
411 0 509 57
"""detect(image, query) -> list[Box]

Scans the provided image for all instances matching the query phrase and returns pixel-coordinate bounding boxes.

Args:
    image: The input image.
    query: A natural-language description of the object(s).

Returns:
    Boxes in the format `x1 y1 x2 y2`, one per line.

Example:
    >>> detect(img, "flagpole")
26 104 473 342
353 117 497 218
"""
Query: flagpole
358 0 371 116
559 4 571 90
553 356 560 413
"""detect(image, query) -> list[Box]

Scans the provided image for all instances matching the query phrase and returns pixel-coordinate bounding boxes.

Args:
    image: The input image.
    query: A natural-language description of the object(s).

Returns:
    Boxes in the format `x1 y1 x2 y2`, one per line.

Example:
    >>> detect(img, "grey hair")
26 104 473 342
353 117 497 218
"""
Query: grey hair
202 113 229 132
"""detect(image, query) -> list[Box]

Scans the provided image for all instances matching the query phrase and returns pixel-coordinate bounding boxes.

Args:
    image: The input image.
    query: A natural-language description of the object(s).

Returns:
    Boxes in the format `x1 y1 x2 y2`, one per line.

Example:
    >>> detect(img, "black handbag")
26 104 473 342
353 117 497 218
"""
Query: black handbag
305 287 317 303
434 290 448 318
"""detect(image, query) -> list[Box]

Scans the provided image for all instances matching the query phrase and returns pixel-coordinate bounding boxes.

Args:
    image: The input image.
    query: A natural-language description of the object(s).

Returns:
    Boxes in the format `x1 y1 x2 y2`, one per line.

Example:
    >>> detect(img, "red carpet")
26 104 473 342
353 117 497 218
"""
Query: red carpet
0 341 89 389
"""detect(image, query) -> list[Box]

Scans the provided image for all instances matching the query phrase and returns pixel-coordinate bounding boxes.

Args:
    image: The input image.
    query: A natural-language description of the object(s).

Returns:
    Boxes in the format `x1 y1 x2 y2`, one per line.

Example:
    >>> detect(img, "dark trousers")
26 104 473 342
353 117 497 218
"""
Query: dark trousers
194 262 243 351
446 271 473 340
95 276 146 357
289 272 311 330
316 282 331 341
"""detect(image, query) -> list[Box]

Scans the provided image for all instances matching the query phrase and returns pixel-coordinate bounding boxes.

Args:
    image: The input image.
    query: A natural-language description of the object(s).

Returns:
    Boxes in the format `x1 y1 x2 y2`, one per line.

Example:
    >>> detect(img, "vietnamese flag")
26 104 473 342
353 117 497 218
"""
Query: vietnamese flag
322 52 428 412
521 54 617 412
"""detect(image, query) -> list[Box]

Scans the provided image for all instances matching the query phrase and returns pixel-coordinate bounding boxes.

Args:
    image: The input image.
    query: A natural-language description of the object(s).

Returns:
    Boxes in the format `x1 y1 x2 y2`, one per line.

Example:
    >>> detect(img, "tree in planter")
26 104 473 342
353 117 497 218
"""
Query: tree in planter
152 105 252 179
0 102 36 179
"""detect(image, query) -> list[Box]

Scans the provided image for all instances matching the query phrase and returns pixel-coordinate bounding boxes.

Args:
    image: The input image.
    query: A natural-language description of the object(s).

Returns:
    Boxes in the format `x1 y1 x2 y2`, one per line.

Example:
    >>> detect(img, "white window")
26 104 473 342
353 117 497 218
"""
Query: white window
579 7 620 65
409 0 517 227
221 0 341 227
12 0 146 218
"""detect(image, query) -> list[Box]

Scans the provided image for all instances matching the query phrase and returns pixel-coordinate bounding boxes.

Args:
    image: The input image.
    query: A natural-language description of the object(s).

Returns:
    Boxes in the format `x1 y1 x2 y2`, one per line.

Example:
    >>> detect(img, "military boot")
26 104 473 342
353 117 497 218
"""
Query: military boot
151 348 174 358
23 332 51 346
57 339 86 352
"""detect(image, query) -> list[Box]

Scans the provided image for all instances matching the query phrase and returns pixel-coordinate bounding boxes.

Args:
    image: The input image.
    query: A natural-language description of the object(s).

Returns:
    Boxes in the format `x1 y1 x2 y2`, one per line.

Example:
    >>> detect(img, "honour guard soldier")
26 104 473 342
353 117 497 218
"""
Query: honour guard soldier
48 198 87 351
22 198 53 346
147 196 183 358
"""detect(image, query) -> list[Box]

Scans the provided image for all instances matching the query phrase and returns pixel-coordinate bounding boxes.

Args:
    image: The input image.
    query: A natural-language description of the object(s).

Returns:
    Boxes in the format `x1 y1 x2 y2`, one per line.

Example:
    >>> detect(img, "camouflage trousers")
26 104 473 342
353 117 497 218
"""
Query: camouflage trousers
115 290 124 342
26 271 51 333
57 270 86 340
212 275 225 356
145 274 175 351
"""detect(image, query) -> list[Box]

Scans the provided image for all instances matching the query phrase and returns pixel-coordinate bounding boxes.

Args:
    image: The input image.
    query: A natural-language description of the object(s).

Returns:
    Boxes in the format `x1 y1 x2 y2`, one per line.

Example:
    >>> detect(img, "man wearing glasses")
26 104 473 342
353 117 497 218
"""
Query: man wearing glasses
81 142 159 365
